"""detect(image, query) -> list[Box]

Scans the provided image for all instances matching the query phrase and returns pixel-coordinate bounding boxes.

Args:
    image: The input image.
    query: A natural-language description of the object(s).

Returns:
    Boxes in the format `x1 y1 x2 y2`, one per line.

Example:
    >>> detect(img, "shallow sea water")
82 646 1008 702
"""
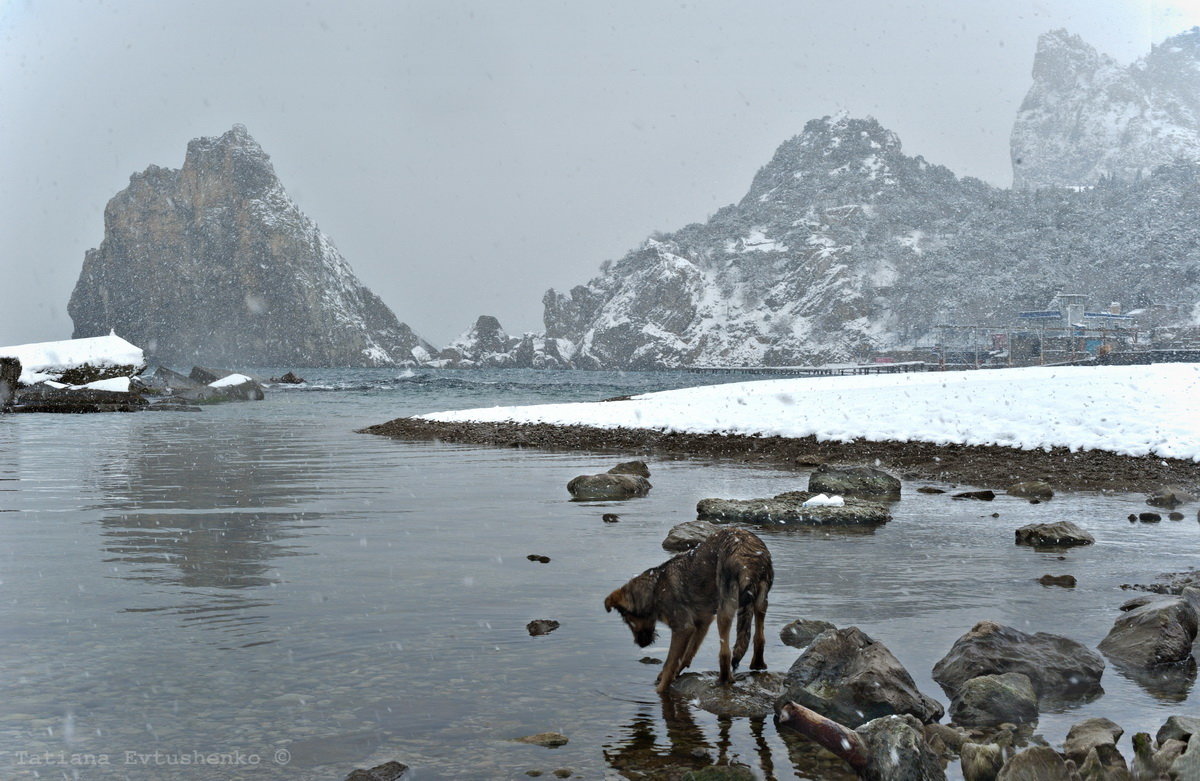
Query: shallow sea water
0 368 1197 779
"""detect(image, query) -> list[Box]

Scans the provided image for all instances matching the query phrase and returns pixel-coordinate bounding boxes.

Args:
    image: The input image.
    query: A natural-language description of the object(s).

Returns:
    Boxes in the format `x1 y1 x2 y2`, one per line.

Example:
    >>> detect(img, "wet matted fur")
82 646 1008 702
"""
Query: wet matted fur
604 527 773 694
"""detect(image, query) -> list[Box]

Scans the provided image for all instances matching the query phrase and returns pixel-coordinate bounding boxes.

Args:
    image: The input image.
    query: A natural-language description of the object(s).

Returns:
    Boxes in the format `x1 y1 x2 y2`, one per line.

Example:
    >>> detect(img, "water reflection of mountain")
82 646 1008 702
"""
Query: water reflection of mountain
91 417 327 642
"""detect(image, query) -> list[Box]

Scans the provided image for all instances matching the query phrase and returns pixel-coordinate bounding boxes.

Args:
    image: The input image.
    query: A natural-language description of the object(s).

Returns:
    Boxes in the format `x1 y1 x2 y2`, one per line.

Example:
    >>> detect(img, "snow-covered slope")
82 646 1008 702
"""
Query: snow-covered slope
421 364 1200 461
0 333 145 384
69 125 433 367
535 112 1200 369
1012 28 1200 188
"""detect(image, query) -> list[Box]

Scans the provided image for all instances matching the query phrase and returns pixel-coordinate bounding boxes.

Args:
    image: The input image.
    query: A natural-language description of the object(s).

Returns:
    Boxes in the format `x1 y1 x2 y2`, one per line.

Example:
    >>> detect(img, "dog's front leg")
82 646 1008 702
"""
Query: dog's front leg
656 627 694 695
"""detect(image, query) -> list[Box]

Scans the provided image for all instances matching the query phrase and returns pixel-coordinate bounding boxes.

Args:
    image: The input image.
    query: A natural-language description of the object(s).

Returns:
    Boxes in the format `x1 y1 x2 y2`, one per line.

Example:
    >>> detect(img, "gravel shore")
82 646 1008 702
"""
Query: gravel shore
361 417 1200 494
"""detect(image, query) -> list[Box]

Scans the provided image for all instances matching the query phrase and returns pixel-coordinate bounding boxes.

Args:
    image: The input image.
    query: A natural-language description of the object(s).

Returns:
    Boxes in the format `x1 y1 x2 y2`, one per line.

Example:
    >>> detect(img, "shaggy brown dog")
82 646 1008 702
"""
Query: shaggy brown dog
604 527 773 694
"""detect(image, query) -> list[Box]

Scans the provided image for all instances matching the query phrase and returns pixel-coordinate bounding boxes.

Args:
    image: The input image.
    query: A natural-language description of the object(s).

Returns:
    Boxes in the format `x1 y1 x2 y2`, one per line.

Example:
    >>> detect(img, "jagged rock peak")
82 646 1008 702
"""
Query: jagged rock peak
69 125 433 367
743 115 904 199
1012 28 1200 188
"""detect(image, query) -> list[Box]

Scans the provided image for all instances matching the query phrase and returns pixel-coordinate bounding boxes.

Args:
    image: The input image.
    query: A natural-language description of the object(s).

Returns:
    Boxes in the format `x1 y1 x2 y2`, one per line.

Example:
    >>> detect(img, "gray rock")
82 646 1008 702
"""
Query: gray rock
0 357 19 409
12 384 150 413
566 473 651 500
1007 481 1054 500
1170 733 1200 779
661 520 720 552
932 620 1105 702
1075 745 1130 781
514 732 568 748
781 626 944 728
189 366 233 385
950 673 1039 728
1014 521 1095 548
1156 715 1200 745
696 492 890 527
1064 717 1124 766
608 460 650 478
176 377 266 403
780 619 837 649
1148 490 1196 509
153 366 202 390
1039 574 1077 588
953 490 996 501
526 620 560 637
1098 596 1198 667
961 742 1004 781
344 761 408 781
669 671 786 717
807 464 901 500
68 125 433 367
996 746 1073 780
855 714 947 781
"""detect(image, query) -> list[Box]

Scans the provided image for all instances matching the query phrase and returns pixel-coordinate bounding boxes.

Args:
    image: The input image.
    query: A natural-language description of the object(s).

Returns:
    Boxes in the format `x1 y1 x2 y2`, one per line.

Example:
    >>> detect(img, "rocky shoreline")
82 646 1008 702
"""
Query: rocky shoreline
361 418 1200 495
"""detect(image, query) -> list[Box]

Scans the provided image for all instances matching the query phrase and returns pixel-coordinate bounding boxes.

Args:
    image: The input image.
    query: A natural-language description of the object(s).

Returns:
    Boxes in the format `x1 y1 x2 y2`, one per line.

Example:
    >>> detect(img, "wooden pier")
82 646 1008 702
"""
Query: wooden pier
685 361 929 377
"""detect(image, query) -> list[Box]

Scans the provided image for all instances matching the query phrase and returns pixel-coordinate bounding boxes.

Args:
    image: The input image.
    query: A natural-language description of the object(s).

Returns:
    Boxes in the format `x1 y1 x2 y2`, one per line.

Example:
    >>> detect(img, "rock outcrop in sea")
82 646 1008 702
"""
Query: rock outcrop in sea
1012 28 1200 189
69 125 433 367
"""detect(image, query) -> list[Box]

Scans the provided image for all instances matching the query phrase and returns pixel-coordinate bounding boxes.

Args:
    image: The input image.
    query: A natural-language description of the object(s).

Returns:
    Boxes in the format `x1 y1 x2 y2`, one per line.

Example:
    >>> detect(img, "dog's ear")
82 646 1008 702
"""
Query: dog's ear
604 588 627 613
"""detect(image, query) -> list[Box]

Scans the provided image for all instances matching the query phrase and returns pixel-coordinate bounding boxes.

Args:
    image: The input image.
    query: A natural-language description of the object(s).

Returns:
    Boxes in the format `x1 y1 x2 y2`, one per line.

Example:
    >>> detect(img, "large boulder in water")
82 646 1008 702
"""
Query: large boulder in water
567 472 651 500
1014 520 1094 548
697 491 890 527
779 626 944 728
932 621 1104 703
808 464 901 500
1098 594 1199 667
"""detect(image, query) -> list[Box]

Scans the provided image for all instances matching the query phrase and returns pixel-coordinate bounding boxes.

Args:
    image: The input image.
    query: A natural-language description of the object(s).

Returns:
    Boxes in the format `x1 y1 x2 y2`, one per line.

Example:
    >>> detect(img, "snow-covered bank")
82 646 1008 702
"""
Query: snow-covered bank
0 332 144 384
420 364 1200 461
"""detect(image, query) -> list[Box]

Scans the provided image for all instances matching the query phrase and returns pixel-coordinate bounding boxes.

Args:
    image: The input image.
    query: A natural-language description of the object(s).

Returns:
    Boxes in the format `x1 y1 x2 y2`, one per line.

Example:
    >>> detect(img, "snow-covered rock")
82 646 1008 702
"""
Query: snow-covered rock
437 315 573 368
1012 28 1200 188
68 125 433 367
0 332 145 384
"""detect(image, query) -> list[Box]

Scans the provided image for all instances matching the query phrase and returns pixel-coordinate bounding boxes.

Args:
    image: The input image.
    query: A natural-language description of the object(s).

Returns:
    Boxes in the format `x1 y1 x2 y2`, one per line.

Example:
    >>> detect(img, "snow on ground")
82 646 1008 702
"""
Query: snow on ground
421 364 1200 461
0 332 144 384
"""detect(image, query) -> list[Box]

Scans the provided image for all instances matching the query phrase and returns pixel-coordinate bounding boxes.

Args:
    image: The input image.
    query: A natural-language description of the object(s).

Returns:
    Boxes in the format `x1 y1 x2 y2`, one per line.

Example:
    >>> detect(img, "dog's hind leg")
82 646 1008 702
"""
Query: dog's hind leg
656 627 695 695
749 591 768 671
732 602 753 671
716 601 737 685
679 614 714 671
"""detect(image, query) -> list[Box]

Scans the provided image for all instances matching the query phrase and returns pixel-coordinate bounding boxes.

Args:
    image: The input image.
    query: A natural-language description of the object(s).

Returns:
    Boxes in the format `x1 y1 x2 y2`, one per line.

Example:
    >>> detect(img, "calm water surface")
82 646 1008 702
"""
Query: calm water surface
0 369 1196 779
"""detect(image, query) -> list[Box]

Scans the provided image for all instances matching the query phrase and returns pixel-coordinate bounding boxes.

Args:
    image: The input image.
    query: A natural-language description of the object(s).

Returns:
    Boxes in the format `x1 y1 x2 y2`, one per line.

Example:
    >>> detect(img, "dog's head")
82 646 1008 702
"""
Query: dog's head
604 572 658 648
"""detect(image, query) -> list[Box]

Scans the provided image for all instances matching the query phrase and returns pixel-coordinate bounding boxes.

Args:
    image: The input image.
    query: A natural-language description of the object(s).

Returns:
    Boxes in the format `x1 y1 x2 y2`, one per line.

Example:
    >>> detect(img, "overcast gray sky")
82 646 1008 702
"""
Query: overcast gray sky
3 0 1199 347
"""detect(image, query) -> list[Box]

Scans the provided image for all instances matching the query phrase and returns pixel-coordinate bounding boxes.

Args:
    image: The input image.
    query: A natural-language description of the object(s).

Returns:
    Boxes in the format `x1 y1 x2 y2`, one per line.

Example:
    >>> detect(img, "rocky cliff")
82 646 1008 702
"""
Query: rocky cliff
1012 28 1200 188
435 315 572 368
69 125 432 367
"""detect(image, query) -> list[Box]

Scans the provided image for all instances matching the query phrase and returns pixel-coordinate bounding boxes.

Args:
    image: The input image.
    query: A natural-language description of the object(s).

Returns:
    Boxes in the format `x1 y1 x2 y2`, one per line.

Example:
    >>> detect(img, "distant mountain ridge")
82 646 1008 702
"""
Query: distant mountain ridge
446 111 1200 369
69 125 433 367
440 29 1200 370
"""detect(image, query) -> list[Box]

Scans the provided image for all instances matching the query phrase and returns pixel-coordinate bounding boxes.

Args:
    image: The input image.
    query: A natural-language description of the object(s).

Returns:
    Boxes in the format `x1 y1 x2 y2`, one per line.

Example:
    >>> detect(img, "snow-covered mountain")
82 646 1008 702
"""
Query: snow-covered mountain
69 125 433 367
1012 28 1200 189
530 113 1200 369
